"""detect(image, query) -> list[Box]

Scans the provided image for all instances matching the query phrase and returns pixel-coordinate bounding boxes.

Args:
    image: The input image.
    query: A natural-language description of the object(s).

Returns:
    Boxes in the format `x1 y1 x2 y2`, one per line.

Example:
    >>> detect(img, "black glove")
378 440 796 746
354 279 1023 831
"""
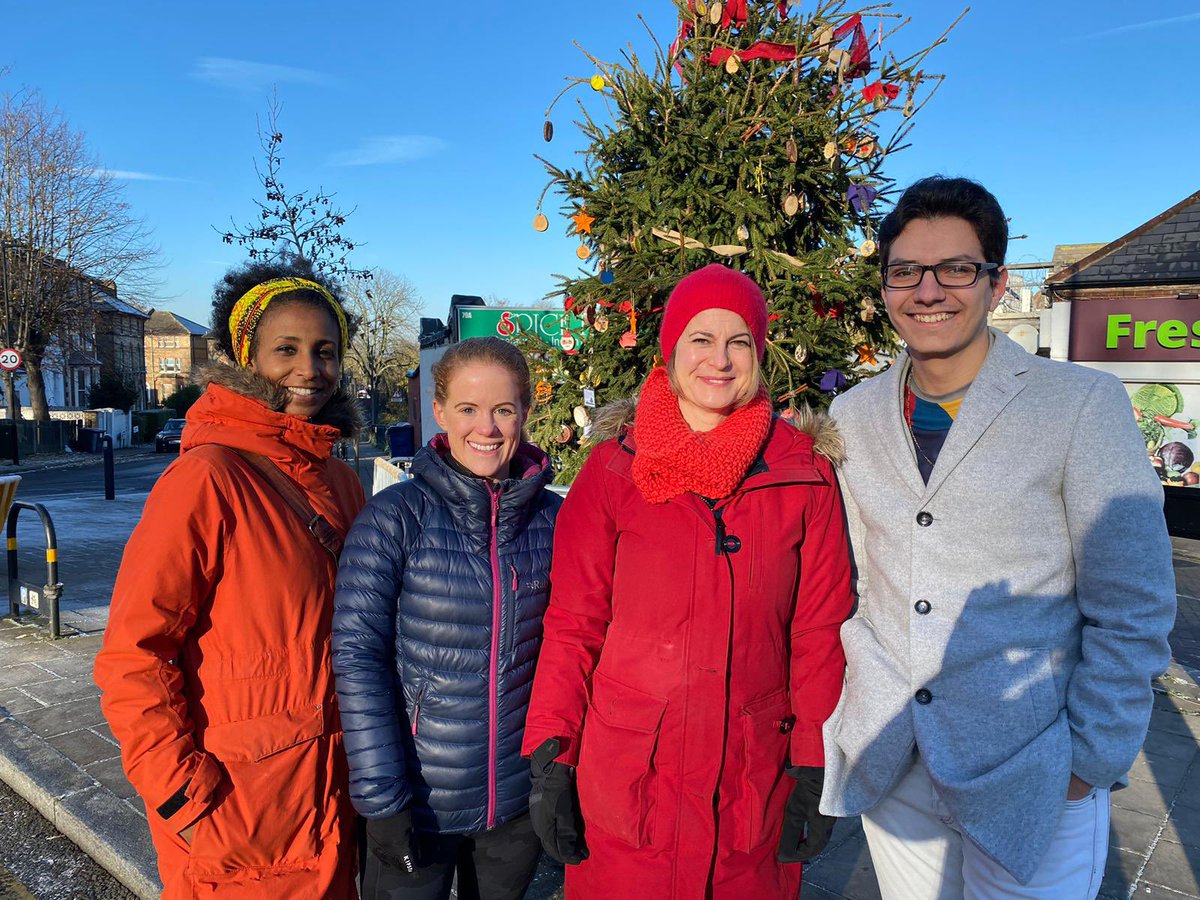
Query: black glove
777 766 836 863
366 808 417 873
529 738 589 865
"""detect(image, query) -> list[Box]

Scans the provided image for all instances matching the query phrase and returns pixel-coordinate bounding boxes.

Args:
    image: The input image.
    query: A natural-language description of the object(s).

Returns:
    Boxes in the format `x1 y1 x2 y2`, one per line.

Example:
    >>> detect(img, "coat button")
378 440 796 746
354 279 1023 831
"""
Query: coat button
778 715 796 734
723 535 742 554
914 600 931 615
915 688 933 705
916 511 933 527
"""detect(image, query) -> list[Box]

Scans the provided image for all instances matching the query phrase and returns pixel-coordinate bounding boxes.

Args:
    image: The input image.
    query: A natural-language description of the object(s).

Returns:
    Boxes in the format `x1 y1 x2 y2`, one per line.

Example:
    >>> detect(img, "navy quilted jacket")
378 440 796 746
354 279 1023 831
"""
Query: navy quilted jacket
332 436 560 834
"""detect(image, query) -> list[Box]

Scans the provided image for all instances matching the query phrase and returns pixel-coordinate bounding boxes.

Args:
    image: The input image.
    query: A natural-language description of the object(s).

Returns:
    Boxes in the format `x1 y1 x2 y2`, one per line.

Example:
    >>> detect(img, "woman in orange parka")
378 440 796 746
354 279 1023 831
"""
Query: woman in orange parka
95 258 365 899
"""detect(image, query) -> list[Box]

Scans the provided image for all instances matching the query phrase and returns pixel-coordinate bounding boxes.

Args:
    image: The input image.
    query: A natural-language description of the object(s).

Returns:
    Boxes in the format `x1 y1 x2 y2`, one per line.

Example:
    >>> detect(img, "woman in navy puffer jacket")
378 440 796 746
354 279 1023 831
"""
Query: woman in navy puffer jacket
333 337 561 900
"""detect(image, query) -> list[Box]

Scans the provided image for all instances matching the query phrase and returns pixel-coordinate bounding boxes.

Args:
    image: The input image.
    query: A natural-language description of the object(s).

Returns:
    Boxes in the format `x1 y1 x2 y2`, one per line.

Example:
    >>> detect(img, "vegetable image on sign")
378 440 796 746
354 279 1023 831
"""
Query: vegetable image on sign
0 349 21 371
1130 383 1200 487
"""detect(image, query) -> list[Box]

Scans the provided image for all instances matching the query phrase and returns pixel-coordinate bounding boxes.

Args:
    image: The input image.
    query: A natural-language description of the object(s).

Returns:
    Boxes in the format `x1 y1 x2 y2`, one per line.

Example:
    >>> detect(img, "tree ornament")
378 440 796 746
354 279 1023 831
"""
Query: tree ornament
857 344 878 366
783 193 800 217
573 405 591 428
823 141 837 160
695 0 707 15
794 343 809 364
576 244 591 260
533 213 549 232
590 74 607 91
709 1 723 25
595 315 610 333
535 380 553 403
820 369 848 393
619 331 637 349
737 224 750 241
543 120 554 142
556 424 574 444
785 137 798 163
600 268 615 285
859 239 876 257
860 300 877 323
560 332 577 352
572 208 596 234
725 55 740 75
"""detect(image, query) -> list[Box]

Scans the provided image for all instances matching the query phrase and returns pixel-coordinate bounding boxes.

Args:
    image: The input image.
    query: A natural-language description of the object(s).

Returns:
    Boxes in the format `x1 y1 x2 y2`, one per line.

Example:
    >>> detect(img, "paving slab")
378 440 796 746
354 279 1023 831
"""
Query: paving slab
17 696 106 740
47 729 121 768
1141 839 1200 897
18 674 101 706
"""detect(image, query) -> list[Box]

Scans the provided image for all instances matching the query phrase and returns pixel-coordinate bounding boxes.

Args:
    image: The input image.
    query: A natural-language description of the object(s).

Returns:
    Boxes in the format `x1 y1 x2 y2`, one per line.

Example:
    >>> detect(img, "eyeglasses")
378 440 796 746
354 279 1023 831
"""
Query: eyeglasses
883 261 1001 290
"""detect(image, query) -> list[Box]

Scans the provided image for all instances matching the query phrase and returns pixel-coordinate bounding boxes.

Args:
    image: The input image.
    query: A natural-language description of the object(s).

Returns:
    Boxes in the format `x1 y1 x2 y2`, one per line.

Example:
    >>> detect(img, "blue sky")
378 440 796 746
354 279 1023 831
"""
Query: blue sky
3 1 1198 327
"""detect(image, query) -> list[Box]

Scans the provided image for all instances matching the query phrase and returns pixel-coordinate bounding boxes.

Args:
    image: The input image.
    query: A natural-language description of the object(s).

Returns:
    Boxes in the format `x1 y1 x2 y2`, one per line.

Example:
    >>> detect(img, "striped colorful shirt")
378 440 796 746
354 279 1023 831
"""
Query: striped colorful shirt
903 383 965 483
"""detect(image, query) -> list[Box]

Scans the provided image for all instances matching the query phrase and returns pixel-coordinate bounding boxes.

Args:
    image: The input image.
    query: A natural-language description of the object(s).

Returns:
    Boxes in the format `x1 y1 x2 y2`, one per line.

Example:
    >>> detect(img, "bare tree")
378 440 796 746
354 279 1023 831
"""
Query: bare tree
0 89 159 420
219 93 368 280
343 269 420 417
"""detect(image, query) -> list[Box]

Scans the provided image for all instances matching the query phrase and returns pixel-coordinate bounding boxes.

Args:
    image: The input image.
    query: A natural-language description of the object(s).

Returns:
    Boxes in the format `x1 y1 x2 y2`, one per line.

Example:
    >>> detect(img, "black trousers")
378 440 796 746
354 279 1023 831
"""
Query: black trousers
361 812 541 900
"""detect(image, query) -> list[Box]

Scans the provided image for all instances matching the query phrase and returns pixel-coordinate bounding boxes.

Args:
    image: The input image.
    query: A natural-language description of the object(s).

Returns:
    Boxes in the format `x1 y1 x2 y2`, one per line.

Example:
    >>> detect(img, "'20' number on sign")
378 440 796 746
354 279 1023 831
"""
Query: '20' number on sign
0 349 22 371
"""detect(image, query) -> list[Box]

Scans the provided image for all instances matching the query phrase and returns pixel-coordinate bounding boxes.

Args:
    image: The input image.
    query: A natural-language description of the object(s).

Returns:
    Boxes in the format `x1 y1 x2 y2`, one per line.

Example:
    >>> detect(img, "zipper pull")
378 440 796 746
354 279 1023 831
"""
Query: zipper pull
510 564 518 593
713 507 726 556
412 684 427 736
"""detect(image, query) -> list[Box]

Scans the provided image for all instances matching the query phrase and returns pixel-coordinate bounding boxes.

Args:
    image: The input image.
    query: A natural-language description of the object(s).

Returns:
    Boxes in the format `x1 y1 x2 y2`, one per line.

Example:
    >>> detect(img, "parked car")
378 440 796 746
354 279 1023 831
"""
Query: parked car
155 419 186 453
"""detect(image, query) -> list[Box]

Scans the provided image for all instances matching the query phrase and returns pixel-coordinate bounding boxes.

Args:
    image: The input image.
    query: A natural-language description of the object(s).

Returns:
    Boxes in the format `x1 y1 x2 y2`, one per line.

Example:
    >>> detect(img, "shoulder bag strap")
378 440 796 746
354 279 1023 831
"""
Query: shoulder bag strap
227 448 343 559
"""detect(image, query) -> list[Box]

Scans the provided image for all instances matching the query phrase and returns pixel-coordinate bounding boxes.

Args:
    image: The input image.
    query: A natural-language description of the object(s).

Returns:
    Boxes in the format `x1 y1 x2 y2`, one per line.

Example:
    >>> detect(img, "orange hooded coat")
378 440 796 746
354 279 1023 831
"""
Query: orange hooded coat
95 368 365 899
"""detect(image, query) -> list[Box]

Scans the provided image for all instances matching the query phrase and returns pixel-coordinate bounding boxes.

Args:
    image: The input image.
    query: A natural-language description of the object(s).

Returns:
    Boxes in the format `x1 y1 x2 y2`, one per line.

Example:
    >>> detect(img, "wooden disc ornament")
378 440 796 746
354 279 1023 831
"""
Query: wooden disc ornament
543 120 554 142
783 194 800 217
695 0 707 15
794 343 809 364
860 301 876 323
709 1 722 25
595 315 610 333
533 213 549 232
725 55 740 75
785 137 798 164
556 425 574 444
576 244 591 260
859 239 877 257
573 405 591 428
823 141 837 160
737 224 750 242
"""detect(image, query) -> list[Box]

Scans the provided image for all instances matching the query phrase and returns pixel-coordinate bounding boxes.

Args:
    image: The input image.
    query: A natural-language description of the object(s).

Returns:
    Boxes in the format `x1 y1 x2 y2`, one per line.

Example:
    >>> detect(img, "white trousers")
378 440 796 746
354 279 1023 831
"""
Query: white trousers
861 757 1109 899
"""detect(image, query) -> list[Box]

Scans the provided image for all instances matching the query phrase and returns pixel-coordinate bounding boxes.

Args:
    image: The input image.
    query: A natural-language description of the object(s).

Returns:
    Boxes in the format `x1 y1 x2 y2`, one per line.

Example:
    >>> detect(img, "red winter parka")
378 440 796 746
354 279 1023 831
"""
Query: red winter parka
95 367 365 899
522 403 854 899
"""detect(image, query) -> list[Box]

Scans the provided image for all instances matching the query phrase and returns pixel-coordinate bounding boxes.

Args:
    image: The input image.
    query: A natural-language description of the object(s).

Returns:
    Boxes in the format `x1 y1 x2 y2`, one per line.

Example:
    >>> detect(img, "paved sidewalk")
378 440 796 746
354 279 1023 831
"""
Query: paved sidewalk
0 483 1197 897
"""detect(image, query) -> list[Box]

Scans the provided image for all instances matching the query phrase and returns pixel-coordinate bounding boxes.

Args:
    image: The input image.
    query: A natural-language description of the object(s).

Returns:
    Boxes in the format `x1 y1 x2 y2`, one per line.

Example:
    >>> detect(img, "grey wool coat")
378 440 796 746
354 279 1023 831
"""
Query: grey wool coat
820 329 1176 884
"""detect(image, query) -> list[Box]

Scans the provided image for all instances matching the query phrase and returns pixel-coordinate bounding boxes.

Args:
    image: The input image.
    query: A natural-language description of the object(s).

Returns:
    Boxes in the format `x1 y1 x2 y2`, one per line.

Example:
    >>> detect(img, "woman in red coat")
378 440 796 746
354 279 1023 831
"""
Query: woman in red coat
522 264 854 899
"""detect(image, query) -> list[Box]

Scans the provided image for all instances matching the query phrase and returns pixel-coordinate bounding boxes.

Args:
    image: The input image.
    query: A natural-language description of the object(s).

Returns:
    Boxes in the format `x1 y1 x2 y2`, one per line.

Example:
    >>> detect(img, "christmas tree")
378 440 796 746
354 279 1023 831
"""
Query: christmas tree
525 0 961 481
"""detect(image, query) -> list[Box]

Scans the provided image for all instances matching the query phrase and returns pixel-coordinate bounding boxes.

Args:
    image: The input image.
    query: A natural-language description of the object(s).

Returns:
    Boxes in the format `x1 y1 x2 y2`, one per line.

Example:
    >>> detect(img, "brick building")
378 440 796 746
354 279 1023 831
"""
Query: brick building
93 283 150 408
144 310 210 406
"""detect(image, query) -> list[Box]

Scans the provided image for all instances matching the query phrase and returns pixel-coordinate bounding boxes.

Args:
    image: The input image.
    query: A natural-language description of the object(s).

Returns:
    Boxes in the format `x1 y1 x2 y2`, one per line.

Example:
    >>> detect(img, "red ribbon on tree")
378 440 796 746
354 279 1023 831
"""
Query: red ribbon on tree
861 81 900 103
833 13 873 77
708 41 798 66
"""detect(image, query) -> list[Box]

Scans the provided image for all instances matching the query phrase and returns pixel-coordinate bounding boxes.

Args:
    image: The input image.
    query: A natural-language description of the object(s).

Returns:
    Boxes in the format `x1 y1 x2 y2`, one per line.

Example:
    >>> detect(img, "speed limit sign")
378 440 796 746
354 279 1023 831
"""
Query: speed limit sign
0 348 22 371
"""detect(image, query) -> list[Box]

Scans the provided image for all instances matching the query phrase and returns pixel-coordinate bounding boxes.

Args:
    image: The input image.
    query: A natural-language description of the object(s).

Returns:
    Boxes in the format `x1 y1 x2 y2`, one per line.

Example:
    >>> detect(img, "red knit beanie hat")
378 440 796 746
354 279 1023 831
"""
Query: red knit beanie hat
659 264 768 362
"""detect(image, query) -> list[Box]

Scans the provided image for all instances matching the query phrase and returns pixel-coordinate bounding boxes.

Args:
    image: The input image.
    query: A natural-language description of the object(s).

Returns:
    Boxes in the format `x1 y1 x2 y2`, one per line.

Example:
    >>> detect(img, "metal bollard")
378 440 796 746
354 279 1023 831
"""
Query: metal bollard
6 500 63 638
100 434 114 500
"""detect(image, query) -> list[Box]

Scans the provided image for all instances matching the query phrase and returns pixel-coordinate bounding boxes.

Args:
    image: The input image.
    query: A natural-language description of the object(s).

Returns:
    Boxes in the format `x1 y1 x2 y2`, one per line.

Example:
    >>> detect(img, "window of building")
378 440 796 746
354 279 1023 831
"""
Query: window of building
160 357 181 373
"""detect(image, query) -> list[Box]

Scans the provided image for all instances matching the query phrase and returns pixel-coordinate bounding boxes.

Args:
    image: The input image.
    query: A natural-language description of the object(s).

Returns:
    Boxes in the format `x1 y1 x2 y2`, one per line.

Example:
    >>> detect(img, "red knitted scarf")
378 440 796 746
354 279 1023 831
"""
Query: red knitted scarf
632 367 772 504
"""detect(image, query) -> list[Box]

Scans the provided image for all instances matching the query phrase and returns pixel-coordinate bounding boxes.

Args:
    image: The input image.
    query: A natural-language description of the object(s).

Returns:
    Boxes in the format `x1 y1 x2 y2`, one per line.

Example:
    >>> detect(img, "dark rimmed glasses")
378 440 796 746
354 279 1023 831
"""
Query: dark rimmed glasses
883 261 1001 290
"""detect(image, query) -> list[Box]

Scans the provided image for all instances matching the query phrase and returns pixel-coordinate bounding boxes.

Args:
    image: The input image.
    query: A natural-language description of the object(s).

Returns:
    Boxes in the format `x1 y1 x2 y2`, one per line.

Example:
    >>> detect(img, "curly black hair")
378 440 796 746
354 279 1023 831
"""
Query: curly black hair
210 256 357 363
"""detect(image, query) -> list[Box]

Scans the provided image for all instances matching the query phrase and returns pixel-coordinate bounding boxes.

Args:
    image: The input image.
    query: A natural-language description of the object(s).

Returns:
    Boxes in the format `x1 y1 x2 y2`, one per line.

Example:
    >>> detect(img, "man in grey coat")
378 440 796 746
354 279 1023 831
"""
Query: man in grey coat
821 176 1176 898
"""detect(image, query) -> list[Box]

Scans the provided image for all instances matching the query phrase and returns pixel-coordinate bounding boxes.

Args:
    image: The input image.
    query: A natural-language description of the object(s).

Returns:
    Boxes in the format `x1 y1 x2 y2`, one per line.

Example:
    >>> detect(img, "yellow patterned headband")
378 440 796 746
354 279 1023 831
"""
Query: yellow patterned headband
228 277 349 367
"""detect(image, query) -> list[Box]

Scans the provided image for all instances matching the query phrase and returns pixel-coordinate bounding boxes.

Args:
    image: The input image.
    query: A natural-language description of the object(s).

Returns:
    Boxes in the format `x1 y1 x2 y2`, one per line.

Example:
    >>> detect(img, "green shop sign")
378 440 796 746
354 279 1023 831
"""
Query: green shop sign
456 307 586 351
1069 297 1200 362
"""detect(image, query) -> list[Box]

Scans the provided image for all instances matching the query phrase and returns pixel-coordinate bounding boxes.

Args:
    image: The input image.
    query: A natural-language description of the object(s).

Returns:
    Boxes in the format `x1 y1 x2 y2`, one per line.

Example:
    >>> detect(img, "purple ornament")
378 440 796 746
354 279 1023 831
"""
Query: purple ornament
819 369 848 393
847 184 878 214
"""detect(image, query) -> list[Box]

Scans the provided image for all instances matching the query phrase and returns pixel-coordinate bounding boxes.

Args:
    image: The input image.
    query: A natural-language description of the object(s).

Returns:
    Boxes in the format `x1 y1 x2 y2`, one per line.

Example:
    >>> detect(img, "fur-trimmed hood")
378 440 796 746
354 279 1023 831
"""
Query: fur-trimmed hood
587 391 845 467
194 362 363 438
